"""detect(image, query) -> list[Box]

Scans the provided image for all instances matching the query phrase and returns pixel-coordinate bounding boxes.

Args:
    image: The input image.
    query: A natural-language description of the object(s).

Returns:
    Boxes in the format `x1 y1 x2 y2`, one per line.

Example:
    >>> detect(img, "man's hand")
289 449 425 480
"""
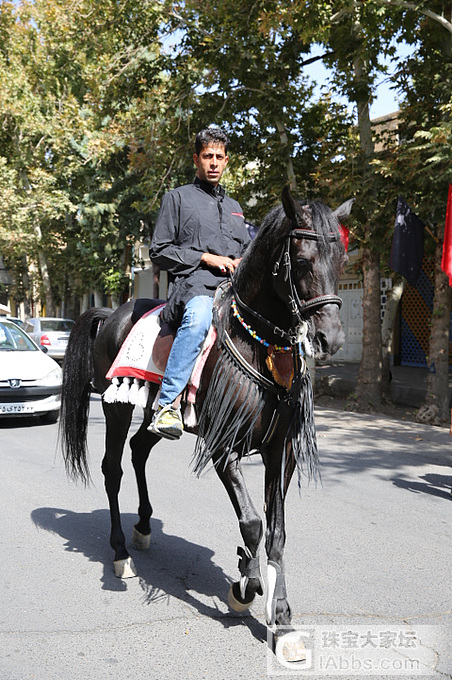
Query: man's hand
201 253 241 274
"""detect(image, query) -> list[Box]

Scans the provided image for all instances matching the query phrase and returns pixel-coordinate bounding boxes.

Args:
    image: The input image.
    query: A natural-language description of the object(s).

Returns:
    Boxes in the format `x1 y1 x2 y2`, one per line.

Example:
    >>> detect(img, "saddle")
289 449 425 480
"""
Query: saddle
130 298 175 374
152 321 174 373
103 298 217 418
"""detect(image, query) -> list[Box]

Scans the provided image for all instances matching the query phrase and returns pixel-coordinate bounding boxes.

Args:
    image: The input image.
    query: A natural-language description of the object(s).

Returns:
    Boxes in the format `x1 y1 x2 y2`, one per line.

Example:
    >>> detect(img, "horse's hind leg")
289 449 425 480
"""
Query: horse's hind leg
215 451 264 612
129 408 161 550
102 401 136 578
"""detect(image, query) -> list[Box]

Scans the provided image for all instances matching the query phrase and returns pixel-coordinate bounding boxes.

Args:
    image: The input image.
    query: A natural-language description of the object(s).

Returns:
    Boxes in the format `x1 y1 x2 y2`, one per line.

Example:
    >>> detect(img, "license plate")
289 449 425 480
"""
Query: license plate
58 338 68 346
0 403 34 414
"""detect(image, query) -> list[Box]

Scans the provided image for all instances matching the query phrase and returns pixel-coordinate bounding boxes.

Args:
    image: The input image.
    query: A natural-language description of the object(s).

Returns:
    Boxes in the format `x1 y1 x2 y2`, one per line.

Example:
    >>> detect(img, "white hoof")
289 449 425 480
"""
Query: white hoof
132 527 151 550
227 584 254 612
114 556 137 578
274 631 307 664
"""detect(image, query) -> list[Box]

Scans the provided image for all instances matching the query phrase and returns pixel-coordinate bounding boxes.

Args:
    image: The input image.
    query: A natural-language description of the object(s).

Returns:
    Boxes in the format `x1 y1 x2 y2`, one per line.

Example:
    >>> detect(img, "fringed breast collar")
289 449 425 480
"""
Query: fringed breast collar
193 288 320 491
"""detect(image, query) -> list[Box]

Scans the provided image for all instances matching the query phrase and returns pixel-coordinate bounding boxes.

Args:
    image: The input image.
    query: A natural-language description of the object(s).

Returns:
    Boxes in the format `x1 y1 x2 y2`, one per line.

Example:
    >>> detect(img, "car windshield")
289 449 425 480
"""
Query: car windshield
40 319 75 332
0 321 37 351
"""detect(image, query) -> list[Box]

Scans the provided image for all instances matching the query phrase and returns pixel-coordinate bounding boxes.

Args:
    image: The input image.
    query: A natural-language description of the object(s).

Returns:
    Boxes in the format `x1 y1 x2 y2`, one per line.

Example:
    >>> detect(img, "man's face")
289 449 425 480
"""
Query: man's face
194 143 229 186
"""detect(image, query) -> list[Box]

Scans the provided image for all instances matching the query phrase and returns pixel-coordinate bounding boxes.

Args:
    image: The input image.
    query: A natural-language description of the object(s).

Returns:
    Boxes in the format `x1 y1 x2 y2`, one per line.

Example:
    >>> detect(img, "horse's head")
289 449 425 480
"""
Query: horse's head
277 187 353 360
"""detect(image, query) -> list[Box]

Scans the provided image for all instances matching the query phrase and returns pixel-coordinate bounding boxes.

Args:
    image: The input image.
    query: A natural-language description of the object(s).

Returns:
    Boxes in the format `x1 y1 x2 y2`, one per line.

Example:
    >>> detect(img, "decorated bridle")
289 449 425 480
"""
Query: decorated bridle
231 225 343 350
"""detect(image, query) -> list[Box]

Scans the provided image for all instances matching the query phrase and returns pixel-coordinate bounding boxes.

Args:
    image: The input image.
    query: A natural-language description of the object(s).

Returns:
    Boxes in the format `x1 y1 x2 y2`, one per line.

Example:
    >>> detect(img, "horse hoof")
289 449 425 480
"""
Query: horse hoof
132 526 151 550
274 631 307 664
114 556 137 578
227 583 255 612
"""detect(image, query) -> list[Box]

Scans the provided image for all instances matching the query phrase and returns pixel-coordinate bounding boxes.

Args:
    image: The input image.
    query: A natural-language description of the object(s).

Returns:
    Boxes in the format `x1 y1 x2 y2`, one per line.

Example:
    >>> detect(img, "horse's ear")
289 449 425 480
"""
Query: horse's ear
281 186 297 223
334 198 355 221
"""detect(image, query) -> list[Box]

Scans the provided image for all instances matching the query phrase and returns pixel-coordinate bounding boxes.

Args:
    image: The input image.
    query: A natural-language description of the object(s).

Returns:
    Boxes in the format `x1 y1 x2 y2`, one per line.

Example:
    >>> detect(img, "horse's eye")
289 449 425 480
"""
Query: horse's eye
295 258 311 274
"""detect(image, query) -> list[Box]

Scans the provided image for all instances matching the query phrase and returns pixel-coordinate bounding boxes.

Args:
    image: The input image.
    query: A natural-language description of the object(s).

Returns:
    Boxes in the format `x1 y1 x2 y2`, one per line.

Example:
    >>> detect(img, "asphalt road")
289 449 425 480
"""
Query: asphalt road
0 395 451 680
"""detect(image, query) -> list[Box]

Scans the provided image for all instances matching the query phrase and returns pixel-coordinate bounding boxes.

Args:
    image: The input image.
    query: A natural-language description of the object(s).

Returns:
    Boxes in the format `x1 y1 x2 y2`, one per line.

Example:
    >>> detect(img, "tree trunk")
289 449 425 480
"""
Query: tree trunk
37 245 55 316
352 39 382 409
416 237 451 425
275 119 298 194
381 276 405 401
80 293 89 315
94 289 103 307
416 13 452 425
355 247 382 408
94 288 104 307
21 255 32 319
19 169 55 316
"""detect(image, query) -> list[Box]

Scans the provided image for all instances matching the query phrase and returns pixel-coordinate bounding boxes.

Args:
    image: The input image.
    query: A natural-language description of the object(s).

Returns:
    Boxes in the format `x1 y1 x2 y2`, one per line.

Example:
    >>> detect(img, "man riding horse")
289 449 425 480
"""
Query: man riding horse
60 133 352 651
148 127 250 440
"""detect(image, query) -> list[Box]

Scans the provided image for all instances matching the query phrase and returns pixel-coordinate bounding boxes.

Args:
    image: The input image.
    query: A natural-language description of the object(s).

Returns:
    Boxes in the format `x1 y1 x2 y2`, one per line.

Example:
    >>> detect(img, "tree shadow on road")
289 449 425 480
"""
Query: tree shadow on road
30 507 267 643
392 472 452 499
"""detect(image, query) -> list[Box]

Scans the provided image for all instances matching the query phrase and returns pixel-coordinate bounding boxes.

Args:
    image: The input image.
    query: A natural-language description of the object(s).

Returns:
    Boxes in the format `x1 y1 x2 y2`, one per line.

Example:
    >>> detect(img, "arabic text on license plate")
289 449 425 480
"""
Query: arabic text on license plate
0 403 34 414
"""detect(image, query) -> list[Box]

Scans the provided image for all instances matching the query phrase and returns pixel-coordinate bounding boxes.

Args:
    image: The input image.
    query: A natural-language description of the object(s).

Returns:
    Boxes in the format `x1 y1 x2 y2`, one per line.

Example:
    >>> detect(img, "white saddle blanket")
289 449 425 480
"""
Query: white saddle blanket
104 302 217 420
106 304 166 384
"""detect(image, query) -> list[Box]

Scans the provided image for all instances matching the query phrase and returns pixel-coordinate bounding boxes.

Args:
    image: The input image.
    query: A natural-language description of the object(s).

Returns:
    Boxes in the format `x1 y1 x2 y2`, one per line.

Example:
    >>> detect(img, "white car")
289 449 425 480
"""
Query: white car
0 319 62 423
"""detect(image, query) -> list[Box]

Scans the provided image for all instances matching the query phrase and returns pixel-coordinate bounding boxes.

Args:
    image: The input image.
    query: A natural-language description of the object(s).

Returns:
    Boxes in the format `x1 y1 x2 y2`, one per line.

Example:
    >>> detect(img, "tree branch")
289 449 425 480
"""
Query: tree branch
368 1 452 35
169 10 211 37
332 2 452 34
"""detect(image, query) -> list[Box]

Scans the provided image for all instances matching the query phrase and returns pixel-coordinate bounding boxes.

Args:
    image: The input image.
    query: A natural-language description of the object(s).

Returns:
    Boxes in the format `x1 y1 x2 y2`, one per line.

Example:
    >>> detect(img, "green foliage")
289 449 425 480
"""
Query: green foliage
0 0 197 308
0 0 451 318
166 0 357 220
373 3 452 244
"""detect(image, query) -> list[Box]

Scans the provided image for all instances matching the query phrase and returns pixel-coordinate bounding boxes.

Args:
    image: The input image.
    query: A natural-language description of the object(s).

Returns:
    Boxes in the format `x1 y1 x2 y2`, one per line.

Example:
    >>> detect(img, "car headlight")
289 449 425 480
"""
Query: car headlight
40 366 63 387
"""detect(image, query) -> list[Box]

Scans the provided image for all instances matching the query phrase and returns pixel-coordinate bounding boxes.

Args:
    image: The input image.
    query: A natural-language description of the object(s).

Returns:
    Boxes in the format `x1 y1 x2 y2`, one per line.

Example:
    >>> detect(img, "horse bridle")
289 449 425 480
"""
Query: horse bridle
232 227 343 347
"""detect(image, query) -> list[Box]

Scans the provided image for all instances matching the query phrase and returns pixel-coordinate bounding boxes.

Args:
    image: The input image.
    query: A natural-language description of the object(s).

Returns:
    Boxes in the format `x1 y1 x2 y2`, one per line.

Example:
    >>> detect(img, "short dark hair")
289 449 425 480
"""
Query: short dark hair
195 127 230 155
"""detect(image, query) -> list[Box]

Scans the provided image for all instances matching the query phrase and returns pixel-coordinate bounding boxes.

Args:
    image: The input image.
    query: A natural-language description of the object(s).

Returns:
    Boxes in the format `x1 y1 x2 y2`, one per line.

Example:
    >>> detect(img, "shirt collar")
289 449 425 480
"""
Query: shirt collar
194 176 225 199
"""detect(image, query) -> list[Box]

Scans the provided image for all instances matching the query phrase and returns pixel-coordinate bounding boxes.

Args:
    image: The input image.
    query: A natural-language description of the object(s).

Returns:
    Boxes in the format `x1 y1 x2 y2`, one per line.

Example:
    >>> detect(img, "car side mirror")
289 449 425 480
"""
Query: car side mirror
40 346 48 354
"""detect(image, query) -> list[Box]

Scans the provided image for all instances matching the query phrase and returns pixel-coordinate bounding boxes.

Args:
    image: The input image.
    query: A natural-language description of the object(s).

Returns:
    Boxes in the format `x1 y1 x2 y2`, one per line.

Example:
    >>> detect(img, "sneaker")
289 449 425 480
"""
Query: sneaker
148 404 184 440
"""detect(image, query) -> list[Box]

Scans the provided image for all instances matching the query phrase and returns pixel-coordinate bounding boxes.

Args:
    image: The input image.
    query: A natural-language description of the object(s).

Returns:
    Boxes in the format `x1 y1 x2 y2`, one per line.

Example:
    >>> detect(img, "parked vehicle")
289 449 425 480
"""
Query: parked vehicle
0 319 62 423
6 316 25 328
23 317 75 361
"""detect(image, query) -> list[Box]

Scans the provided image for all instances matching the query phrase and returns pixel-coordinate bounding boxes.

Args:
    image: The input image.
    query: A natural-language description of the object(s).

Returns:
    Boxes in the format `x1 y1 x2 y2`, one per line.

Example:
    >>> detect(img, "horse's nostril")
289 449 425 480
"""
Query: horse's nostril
314 326 344 359
314 331 328 355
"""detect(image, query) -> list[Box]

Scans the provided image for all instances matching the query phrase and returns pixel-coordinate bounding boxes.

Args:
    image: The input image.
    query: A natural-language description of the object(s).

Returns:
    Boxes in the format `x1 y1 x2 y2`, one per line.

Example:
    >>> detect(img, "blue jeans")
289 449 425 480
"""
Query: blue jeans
158 295 213 407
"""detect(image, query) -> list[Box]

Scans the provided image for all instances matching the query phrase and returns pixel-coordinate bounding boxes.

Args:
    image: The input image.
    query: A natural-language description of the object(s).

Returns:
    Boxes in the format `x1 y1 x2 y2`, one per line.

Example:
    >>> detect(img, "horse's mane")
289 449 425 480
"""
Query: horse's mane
300 200 342 252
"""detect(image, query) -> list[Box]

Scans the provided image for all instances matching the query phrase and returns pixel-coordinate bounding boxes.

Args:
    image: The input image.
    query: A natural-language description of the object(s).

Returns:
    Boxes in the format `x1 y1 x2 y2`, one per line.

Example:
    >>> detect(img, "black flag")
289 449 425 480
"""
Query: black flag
390 196 425 286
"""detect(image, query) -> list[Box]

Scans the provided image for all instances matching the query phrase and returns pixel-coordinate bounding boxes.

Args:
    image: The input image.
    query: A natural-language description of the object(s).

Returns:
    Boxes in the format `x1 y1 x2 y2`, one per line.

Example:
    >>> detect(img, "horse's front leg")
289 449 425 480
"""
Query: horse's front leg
102 401 136 578
264 446 306 661
215 450 265 612
264 454 292 628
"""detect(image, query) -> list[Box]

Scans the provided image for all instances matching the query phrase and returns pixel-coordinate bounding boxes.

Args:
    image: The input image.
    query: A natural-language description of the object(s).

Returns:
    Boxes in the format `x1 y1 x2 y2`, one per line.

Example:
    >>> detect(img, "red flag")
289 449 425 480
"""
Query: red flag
340 224 349 251
441 184 452 286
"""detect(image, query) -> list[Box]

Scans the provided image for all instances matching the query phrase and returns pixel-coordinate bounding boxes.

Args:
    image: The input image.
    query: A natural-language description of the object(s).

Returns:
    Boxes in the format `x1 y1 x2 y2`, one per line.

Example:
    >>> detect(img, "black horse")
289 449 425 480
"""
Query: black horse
60 188 351 650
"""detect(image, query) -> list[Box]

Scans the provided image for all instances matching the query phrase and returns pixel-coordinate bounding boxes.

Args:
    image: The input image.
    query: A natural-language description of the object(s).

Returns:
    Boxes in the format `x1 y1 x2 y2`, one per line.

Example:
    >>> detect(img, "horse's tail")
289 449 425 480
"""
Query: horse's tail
59 307 113 484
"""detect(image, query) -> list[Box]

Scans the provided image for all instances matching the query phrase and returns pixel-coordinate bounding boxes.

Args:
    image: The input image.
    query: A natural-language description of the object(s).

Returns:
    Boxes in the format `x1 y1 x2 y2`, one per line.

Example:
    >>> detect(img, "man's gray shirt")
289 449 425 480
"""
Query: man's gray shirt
150 177 250 327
